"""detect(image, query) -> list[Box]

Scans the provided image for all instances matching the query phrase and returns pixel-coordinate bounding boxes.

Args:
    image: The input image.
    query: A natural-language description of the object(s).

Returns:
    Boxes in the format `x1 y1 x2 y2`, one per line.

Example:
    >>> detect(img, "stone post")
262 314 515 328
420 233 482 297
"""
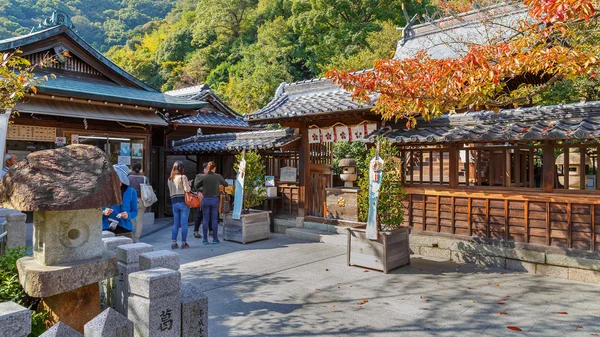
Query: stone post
139 251 180 271
40 322 83 337
114 243 154 315
0 301 31 337
180 283 208 337
101 237 133 310
84 308 134 337
103 231 116 239
128 268 181 337
5 211 26 248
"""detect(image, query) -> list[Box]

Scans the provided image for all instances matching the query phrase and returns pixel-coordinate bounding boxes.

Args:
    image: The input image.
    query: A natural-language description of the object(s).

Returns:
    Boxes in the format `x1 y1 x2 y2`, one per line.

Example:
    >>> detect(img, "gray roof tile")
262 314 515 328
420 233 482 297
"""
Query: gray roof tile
366 101 600 144
169 128 300 153
395 4 528 60
247 77 373 122
177 112 249 128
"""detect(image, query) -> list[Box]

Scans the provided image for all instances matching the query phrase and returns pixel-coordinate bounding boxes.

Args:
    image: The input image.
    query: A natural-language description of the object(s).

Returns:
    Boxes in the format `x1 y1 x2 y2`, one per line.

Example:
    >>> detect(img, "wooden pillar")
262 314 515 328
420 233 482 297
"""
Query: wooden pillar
543 140 555 193
298 125 311 217
449 145 458 188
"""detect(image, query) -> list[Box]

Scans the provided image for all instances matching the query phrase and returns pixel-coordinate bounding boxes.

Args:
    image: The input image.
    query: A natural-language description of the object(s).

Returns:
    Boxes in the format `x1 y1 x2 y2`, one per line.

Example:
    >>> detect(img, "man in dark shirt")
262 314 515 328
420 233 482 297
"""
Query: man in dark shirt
192 163 208 238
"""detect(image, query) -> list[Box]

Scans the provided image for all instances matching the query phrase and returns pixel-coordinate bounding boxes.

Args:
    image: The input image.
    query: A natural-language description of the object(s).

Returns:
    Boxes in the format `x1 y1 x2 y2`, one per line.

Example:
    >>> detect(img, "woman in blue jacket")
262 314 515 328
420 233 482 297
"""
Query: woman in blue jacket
102 164 138 239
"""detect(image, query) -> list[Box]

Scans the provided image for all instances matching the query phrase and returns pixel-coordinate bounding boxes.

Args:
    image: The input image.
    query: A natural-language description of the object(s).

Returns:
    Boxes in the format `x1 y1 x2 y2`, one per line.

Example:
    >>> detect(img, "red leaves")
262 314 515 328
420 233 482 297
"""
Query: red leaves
557 312 568 315
357 299 369 306
497 302 505 305
507 326 522 331
497 312 508 315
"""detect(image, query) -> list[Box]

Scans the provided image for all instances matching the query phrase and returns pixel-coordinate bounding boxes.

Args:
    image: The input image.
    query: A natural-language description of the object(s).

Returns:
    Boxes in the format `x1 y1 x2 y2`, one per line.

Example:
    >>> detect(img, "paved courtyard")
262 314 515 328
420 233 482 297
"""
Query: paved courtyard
142 225 600 337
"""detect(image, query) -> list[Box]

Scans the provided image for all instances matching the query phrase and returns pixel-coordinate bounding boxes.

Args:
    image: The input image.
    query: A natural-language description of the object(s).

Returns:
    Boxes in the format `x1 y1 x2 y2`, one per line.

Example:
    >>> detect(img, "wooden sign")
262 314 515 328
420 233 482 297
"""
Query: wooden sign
7 125 56 142
280 166 297 182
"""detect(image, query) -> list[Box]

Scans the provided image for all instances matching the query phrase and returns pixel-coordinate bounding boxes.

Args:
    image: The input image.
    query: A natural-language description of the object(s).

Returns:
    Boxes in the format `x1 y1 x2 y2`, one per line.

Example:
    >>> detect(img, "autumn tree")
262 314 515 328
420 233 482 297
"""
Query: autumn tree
327 0 600 127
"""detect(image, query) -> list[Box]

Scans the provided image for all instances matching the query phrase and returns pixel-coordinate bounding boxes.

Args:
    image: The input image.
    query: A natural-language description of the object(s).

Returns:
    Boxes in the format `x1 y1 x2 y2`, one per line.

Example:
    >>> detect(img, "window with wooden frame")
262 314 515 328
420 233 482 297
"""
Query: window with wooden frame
402 147 451 185
458 144 544 188
554 144 600 190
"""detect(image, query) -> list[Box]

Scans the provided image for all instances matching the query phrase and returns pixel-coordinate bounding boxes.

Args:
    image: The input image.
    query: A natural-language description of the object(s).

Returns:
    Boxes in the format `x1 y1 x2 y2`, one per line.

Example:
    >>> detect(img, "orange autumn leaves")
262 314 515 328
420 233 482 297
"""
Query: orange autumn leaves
326 0 600 128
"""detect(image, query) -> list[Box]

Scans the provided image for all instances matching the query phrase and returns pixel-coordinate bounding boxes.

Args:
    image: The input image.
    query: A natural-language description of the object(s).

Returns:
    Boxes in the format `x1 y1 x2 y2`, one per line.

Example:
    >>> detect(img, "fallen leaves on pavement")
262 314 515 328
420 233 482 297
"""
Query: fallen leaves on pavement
507 326 522 331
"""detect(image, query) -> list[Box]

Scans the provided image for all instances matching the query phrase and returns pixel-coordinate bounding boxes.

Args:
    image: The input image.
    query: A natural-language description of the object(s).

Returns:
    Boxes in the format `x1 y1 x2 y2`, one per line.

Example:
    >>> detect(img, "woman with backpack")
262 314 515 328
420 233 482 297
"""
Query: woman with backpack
128 162 147 243
168 161 192 249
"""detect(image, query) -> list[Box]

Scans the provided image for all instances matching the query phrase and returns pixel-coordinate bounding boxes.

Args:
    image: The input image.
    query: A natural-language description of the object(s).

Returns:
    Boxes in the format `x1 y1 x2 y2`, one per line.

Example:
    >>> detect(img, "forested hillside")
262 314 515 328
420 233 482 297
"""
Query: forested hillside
0 0 175 52
106 0 434 113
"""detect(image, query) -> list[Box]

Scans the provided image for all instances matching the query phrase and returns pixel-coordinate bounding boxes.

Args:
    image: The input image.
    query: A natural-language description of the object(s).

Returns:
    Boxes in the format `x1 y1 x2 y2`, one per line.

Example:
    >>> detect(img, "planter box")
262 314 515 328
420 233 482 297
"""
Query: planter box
346 227 410 274
223 211 270 244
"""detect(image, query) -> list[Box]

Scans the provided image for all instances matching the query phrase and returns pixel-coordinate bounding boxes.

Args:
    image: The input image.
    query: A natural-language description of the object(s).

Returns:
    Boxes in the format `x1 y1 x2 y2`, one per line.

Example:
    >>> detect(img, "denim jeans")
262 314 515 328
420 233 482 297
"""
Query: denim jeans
202 197 219 242
172 201 190 242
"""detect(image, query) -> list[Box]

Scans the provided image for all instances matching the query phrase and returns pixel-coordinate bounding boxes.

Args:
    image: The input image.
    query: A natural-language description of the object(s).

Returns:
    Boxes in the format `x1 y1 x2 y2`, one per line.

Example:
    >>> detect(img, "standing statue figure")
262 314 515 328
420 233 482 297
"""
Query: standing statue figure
366 142 384 240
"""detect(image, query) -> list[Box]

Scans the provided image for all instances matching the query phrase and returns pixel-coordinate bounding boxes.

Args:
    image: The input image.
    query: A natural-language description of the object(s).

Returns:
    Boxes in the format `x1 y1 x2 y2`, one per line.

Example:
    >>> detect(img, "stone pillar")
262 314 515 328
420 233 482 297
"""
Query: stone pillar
40 322 83 337
180 283 208 337
114 243 154 315
0 301 31 337
128 268 181 337
101 237 133 310
84 308 134 337
139 251 180 271
6 211 26 248
103 231 116 239
40 282 101 333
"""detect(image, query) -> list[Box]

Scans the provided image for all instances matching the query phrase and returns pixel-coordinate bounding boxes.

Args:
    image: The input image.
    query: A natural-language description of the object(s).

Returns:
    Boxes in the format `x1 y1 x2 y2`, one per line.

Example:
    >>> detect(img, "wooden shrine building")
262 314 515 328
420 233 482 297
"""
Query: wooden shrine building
0 11 206 191
246 78 381 218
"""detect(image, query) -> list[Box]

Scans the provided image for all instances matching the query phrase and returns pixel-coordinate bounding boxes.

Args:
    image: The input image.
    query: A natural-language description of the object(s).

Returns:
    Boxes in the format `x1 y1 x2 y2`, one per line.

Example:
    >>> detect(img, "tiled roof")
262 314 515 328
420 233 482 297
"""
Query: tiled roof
169 128 300 154
36 72 207 110
0 25 207 110
164 85 211 99
246 77 373 123
365 101 600 144
166 85 249 127
176 112 249 128
395 3 528 60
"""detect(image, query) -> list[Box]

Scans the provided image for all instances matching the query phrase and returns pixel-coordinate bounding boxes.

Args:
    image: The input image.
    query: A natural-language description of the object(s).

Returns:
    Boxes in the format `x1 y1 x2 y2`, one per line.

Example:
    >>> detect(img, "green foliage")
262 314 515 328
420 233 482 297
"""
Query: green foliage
333 142 369 175
235 151 266 211
357 139 406 231
0 51 52 111
0 247 48 337
106 0 432 112
0 0 176 52
535 78 600 106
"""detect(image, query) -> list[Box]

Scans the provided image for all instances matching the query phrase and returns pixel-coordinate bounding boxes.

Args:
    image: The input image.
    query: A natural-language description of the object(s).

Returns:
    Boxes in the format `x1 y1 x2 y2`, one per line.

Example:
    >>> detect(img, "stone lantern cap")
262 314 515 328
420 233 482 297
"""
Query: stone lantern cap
0 144 121 211
338 157 357 167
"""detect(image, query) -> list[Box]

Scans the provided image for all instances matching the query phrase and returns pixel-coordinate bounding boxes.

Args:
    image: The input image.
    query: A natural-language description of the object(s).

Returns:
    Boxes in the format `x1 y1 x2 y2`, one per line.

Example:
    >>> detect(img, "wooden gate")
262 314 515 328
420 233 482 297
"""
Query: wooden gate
309 164 333 217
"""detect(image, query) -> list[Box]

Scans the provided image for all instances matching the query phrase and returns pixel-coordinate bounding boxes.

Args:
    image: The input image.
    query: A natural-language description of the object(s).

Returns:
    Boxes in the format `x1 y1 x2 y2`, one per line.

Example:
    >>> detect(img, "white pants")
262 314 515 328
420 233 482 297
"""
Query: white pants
133 198 146 242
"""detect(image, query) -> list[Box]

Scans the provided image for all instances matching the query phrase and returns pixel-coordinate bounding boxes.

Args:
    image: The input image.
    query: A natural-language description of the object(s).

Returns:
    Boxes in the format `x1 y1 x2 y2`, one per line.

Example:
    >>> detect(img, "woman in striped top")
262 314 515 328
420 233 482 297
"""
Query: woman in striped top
168 161 191 249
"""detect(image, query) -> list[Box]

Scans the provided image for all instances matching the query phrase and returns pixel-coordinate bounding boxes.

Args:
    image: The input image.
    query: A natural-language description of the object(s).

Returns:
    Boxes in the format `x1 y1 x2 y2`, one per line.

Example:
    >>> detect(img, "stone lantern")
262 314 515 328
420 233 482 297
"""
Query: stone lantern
339 156 358 187
0 145 121 332
325 156 360 222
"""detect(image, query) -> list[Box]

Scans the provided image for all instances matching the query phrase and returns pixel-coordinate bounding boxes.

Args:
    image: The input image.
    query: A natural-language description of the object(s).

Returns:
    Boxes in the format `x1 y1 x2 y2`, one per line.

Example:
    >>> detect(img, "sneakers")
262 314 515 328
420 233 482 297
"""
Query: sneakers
193 232 201 239
181 242 190 249
212 240 220 244
202 241 209 245
171 242 179 249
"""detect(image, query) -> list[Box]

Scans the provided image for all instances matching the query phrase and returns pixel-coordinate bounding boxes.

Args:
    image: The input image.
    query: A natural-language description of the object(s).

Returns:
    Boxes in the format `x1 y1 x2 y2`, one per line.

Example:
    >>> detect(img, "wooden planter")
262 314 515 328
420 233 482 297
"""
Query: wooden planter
346 227 410 274
223 211 270 244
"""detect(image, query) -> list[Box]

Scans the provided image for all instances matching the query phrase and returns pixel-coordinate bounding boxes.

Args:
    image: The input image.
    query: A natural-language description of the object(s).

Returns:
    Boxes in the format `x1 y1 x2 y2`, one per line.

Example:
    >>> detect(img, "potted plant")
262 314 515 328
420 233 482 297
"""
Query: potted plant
223 151 270 244
347 139 409 273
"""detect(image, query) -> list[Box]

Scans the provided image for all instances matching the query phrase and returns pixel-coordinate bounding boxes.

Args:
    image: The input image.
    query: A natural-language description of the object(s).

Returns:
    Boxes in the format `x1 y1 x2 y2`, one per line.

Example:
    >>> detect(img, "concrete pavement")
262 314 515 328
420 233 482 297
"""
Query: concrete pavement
141 225 600 337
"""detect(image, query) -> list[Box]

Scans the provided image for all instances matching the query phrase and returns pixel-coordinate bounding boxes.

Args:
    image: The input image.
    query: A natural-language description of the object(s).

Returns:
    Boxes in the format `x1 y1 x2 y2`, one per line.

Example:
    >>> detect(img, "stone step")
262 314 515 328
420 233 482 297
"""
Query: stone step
285 228 348 247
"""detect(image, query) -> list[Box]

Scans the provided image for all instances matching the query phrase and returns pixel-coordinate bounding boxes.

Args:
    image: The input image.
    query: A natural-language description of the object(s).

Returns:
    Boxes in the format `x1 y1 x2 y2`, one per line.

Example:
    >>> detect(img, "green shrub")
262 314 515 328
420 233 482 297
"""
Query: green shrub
234 151 266 211
0 246 48 337
357 138 406 231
